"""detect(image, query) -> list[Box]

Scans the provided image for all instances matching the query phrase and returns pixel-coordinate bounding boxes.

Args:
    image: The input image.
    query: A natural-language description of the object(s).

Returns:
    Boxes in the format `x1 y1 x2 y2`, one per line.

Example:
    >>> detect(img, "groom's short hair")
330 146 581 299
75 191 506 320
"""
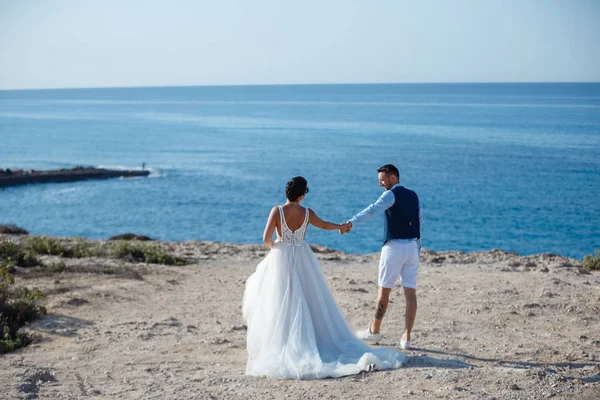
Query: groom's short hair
378 164 399 179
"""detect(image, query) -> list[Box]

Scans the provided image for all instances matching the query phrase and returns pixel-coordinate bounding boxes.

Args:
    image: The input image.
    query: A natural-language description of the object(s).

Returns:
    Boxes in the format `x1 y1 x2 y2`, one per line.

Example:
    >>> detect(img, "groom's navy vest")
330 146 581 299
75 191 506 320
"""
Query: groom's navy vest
384 186 420 244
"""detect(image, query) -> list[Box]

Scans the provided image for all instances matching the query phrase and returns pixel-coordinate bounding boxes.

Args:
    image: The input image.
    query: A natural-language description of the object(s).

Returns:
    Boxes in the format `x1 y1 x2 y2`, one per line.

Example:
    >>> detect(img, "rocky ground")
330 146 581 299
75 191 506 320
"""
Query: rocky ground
0 236 599 399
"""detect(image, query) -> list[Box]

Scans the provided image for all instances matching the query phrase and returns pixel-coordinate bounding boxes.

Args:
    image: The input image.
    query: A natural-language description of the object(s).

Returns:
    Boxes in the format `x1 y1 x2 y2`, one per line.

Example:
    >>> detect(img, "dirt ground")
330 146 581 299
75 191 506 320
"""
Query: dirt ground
1 238 599 399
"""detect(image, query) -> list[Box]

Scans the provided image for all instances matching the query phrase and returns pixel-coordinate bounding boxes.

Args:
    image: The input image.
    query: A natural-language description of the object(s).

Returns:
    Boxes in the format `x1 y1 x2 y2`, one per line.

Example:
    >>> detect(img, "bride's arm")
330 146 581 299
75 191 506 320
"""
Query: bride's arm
262 206 279 248
308 208 343 231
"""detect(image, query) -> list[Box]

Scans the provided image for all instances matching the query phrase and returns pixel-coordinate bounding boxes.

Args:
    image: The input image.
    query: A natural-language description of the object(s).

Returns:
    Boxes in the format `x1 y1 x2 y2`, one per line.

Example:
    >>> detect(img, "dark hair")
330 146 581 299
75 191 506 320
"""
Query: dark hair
377 164 399 179
285 176 309 201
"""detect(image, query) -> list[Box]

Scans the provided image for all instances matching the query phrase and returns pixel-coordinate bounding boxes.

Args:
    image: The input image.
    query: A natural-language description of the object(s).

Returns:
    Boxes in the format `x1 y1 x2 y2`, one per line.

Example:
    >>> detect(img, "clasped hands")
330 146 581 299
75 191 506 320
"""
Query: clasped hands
339 221 352 235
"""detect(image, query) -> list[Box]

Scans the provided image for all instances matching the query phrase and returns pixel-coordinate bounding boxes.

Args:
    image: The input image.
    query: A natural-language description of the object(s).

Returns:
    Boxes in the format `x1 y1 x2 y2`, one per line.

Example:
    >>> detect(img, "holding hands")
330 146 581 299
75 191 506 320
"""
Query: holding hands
339 221 352 235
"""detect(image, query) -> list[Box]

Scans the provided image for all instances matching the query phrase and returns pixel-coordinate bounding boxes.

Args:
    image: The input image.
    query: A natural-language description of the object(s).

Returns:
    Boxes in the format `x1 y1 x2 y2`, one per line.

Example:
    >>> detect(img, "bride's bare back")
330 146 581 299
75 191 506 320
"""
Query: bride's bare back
262 202 344 248
277 204 307 236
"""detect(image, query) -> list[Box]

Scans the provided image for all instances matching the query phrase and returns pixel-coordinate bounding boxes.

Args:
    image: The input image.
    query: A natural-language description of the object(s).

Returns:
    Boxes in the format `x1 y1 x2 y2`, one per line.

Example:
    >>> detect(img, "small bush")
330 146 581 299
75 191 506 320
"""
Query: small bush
25 237 66 257
25 237 106 259
112 241 145 262
112 241 186 266
0 259 46 354
0 239 39 267
583 249 600 271
0 258 15 291
67 240 95 258
0 240 21 261
39 260 67 274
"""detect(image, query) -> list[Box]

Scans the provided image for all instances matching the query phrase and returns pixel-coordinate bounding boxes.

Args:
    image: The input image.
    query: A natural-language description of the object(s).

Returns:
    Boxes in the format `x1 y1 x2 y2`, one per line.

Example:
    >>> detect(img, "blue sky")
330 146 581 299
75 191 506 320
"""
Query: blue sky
1 0 599 89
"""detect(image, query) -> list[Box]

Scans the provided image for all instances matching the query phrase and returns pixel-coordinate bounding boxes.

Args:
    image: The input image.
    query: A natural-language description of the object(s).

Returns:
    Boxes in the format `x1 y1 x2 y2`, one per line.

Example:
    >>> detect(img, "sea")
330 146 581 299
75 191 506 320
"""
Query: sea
1 83 599 259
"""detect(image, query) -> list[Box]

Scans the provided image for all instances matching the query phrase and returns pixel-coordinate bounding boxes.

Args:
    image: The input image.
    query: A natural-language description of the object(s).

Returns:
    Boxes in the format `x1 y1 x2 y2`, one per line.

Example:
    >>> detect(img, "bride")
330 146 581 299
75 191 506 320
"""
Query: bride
243 176 406 379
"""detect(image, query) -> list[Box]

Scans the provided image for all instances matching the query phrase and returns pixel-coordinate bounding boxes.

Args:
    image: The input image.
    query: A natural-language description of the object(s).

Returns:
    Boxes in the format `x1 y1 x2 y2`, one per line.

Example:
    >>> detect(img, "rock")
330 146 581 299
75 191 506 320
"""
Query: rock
0 223 28 234
231 324 247 331
137 332 154 341
210 338 230 345
309 244 336 254
0 167 150 188
109 233 154 241
510 384 520 390
65 297 89 306
18 369 57 396
576 267 591 275
152 317 182 328
18 382 37 394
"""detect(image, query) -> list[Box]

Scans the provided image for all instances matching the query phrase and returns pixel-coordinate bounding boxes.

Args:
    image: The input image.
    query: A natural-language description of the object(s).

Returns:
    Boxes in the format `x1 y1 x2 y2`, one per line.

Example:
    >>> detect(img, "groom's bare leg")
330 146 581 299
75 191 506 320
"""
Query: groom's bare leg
402 287 417 340
370 287 392 334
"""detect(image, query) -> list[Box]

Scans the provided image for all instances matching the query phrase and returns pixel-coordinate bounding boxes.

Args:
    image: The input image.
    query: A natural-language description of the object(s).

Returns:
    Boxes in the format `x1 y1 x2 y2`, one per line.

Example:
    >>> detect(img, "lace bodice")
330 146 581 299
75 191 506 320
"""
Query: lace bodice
278 206 309 244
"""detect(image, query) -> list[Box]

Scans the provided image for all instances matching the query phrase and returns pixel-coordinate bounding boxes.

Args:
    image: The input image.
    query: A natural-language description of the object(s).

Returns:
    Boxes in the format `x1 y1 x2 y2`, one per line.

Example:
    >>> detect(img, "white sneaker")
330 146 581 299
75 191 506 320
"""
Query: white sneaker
398 338 411 350
356 327 383 344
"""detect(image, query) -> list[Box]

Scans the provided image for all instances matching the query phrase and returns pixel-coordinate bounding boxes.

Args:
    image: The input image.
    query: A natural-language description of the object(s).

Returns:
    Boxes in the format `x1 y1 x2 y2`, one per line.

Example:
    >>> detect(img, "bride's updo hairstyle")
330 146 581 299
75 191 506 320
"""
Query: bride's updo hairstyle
285 176 309 202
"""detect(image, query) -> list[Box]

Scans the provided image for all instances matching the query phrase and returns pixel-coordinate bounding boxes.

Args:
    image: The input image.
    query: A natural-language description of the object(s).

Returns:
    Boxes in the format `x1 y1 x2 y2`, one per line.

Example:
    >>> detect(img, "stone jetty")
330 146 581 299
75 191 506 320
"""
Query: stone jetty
0 166 150 188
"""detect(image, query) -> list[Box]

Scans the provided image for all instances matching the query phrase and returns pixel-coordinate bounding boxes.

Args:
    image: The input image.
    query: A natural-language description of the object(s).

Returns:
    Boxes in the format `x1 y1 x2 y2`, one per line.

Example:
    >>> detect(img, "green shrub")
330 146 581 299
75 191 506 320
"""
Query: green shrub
112 241 186 266
25 237 107 259
112 241 145 262
68 240 95 258
25 237 66 257
142 245 184 265
0 240 21 261
0 258 15 291
583 249 600 271
38 260 67 274
0 239 39 267
0 259 46 354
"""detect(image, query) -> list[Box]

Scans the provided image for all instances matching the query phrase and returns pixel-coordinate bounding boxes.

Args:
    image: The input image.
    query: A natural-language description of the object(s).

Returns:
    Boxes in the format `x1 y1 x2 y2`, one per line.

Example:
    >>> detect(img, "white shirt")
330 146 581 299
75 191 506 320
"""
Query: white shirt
348 183 422 248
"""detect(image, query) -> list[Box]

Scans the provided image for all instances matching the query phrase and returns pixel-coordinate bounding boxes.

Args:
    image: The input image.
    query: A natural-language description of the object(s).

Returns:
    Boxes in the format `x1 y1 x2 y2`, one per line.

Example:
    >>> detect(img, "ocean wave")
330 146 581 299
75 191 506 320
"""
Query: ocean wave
0 111 105 120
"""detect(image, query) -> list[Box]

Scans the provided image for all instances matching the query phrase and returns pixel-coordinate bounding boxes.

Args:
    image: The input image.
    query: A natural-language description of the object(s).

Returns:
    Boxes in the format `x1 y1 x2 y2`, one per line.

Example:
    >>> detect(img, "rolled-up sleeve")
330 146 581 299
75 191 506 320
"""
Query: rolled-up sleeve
348 190 395 228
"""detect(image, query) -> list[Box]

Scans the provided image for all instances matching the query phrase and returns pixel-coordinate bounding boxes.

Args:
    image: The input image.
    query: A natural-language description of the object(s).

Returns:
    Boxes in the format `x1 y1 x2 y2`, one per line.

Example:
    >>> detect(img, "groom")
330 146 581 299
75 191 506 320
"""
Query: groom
343 164 421 350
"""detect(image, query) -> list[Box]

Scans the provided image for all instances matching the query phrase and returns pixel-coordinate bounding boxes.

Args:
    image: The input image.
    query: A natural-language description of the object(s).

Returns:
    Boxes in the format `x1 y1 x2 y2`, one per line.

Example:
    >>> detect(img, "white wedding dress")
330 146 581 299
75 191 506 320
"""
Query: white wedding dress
243 206 406 379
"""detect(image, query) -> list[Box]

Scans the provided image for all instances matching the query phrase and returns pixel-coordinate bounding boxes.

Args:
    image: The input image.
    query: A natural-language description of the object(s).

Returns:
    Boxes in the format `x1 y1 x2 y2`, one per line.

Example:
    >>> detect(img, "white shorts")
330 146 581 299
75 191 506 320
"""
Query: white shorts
378 240 420 289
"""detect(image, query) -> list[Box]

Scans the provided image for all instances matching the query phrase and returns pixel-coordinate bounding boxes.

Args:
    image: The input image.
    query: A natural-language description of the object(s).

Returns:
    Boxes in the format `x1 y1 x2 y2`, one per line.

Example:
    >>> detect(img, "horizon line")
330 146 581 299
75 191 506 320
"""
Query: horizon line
2 80 600 92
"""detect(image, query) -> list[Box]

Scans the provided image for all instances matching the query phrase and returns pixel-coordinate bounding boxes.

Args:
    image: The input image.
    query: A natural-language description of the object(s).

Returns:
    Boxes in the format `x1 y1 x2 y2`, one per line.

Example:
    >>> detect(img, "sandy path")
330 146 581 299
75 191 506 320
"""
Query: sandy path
1 242 599 399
